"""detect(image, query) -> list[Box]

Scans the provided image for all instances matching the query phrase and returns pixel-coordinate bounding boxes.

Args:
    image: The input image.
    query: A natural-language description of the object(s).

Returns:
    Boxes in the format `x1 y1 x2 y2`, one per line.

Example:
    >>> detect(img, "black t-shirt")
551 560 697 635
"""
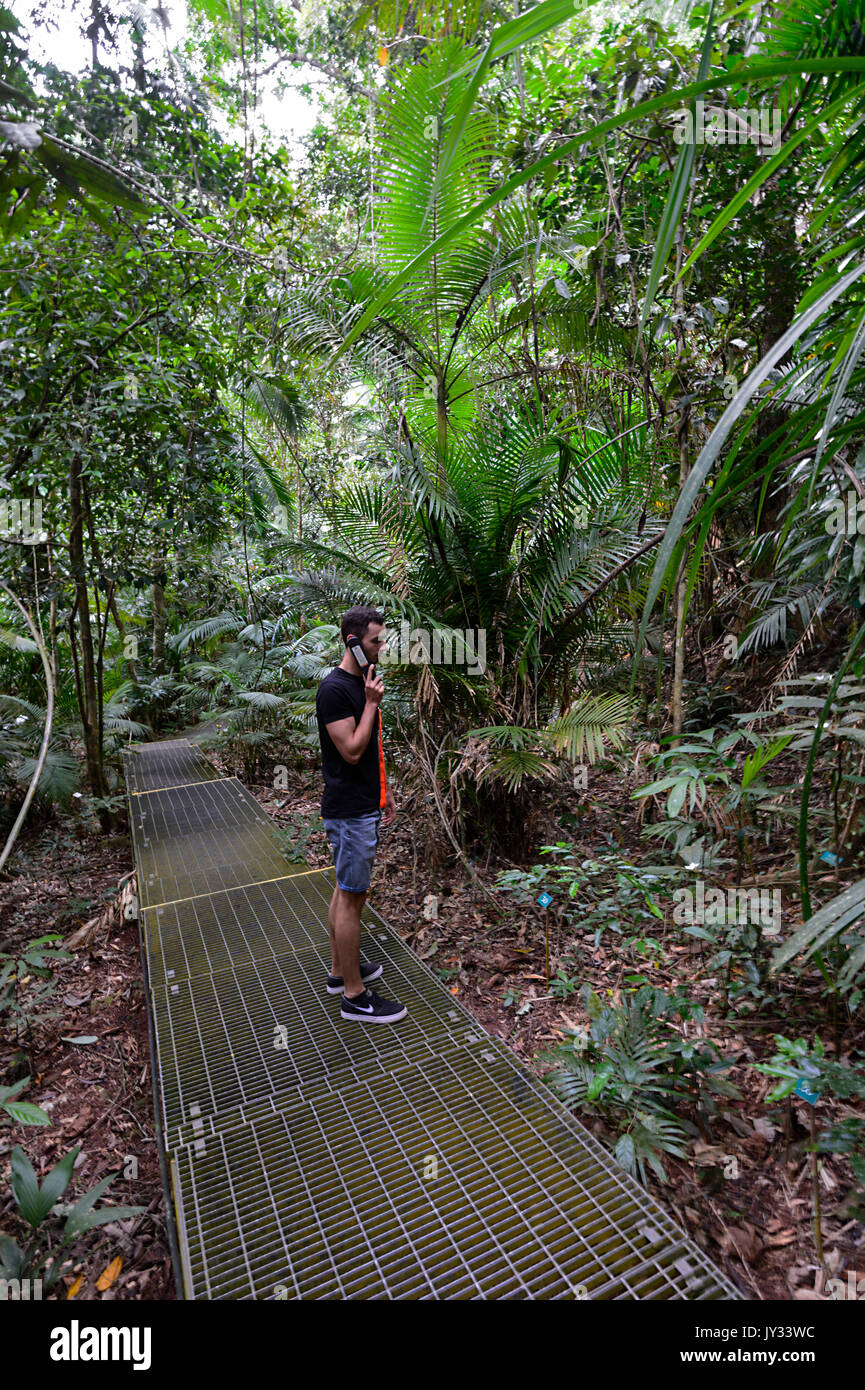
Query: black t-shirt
316 666 384 819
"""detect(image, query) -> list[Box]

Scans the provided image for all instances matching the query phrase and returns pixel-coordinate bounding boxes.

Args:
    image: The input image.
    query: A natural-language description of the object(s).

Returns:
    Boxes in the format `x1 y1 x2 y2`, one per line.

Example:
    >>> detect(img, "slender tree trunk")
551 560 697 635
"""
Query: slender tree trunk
152 538 167 675
46 540 59 701
82 478 139 689
68 451 112 824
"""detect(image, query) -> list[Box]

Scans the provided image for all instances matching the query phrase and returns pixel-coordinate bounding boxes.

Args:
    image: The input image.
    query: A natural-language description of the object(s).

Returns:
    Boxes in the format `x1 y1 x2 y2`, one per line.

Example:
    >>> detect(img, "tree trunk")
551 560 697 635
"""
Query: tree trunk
68 451 112 826
152 540 167 674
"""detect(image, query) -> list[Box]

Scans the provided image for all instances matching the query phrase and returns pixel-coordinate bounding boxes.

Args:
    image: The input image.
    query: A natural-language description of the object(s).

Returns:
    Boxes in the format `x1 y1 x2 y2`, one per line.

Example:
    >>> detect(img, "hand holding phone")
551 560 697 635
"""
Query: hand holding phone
364 665 384 705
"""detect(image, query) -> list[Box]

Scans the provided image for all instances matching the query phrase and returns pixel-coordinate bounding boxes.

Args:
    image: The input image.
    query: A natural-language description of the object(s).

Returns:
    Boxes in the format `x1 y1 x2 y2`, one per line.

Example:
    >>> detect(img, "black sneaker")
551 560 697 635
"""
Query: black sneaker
326 960 383 995
340 988 407 1023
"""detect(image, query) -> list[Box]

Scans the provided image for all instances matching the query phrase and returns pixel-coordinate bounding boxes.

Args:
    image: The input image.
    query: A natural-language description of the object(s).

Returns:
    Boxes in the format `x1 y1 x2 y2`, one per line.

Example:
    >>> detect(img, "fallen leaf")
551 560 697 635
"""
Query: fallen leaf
786 1263 814 1289
753 1116 776 1141
720 1223 762 1261
61 1036 99 1045
766 1229 797 1247
96 1256 122 1292
66 1275 84 1299
693 1141 727 1163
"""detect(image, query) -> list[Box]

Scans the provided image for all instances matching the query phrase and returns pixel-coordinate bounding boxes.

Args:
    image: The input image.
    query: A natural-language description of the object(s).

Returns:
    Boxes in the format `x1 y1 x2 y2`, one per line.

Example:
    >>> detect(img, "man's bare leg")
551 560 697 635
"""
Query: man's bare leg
333 886 367 994
328 887 339 975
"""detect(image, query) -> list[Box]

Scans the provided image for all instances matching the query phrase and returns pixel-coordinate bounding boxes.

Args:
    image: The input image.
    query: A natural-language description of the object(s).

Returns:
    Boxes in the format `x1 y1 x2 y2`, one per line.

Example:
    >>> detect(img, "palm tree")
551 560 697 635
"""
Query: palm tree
273 401 671 847
276 32 589 474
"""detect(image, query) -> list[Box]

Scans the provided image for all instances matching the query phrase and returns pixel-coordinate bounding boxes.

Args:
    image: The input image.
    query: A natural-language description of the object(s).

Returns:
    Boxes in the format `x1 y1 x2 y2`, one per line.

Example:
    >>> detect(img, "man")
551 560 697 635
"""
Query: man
315 606 406 1023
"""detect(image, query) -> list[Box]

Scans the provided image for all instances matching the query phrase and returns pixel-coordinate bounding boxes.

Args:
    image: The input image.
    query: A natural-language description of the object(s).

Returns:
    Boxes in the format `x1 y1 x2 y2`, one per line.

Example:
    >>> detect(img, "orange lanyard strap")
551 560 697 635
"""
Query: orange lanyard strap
378 716 387 808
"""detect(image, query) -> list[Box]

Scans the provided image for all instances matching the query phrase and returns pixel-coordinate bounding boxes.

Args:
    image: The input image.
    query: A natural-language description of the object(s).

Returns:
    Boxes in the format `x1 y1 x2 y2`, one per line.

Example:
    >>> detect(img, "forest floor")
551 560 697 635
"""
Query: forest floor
1 727 864 1302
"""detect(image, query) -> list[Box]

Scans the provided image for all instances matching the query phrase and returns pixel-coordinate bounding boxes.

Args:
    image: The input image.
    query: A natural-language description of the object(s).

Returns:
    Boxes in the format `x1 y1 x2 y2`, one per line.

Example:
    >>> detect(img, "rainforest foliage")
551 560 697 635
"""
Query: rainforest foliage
2 0 865 1218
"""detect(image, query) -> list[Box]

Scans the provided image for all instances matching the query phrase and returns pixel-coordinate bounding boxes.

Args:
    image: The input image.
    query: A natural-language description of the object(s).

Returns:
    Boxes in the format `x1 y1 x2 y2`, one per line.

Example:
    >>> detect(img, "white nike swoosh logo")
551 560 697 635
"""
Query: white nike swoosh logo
353 1003 374 1012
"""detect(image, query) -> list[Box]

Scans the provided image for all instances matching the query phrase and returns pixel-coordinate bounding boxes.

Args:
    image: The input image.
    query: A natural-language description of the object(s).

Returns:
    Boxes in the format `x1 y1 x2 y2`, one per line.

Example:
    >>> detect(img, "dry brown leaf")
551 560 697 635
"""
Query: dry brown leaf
766 1229 797 1247
720 1223 762 1261
786 1263 814 1289
96 1256 122 1292
752 1116 776 1141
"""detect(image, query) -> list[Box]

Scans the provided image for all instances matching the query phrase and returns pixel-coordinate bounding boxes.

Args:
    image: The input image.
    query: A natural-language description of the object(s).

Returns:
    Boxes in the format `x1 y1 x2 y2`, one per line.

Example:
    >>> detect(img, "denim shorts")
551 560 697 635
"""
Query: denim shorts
323 812 382 894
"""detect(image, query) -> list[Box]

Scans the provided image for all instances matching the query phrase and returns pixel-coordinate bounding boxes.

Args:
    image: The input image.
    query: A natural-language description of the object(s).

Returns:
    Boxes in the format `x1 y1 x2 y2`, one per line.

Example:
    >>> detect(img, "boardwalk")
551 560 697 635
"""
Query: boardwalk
123 738 742 1301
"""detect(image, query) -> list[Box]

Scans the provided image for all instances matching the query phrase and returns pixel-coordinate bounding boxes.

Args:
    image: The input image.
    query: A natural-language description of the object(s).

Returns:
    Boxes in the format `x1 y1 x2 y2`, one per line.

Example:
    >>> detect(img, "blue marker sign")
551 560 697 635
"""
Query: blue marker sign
794 1077 821 1105
537 892 552 908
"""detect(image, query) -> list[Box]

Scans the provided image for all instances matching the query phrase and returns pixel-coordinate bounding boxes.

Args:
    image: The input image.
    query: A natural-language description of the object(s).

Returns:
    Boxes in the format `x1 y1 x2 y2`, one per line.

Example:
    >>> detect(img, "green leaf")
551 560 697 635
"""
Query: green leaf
615 1132 636 1173
64 1204 144 1239
0 1235 24 1278
32 1146 79 1224
771 877 865 976
61 1168 118 1226
10 1146 44 1228
2 1101 51 1126
816 301 865 468
0 1077 30 1103
587 1065 614 1101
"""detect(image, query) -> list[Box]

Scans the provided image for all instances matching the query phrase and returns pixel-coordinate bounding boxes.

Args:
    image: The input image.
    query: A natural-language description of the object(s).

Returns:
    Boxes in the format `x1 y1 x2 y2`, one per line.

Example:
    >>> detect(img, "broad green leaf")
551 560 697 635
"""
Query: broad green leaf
0 1077 29 1103
630 775 681 798
32 1146 79 1223
0 1235 24 1278
615 1132 636 1172
10 1146 43 1228
667 780 688 818
587 1065 614 1101
2 1102 51 1126
62 1169 117 1224
64 1204 145 1238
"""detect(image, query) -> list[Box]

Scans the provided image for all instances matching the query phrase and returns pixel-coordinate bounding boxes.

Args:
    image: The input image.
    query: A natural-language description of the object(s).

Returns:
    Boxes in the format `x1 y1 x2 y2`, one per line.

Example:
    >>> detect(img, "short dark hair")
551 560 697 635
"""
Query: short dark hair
340 606 385 644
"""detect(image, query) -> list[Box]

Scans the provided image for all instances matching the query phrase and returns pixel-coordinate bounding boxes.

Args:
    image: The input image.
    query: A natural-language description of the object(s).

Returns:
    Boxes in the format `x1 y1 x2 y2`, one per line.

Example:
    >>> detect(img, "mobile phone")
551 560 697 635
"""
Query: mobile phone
347 635 374 678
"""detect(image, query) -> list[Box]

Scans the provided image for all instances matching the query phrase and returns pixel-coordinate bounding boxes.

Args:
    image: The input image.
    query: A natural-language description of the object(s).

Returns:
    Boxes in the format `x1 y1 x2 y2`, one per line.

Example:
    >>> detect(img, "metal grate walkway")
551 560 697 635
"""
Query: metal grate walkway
123 738 743 1301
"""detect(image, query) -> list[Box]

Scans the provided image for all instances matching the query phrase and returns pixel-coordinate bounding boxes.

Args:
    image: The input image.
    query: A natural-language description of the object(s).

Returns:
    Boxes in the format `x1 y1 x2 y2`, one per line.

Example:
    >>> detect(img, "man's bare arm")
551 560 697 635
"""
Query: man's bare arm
325 669 384 764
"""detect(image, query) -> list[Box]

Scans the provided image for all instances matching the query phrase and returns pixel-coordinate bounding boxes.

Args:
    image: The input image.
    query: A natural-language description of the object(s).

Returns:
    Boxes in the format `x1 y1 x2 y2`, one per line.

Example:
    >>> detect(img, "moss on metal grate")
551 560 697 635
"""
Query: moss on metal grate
123 741 224 794
142 871 339 989
128 776 278 845
170 1043 742 1301
150 934 481 1146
